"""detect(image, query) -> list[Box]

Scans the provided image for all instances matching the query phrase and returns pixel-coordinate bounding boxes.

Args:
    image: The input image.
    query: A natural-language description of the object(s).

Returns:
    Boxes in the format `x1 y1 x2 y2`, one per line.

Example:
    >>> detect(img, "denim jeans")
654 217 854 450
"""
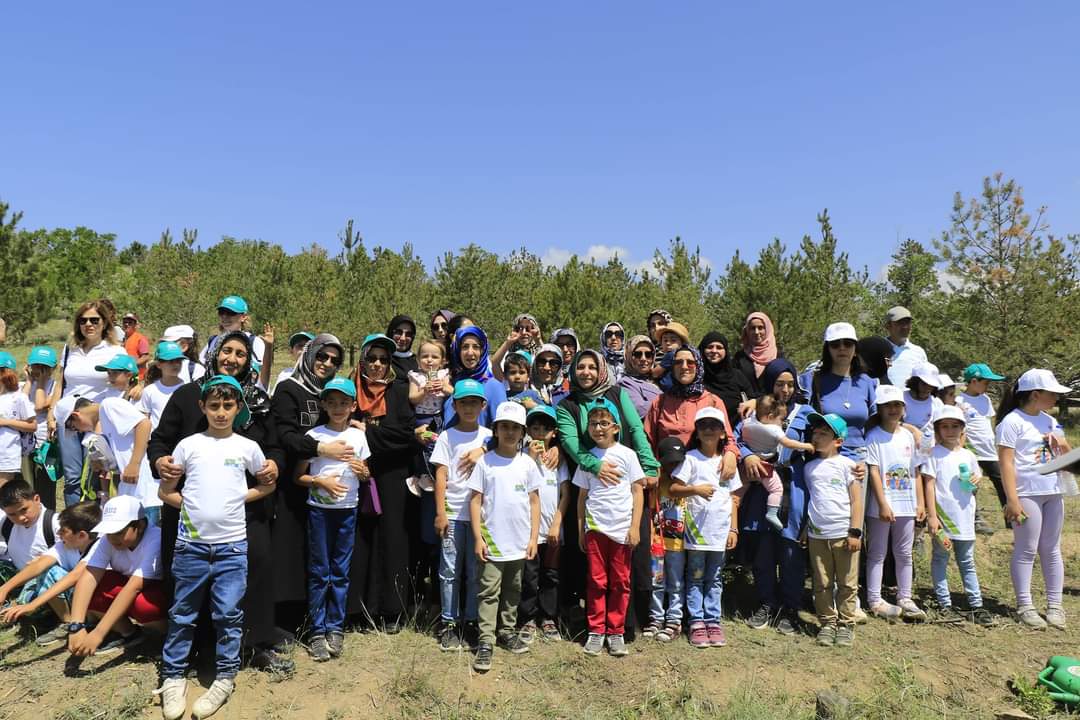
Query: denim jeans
686 550 726 624
162 539 248 679
649 550 686 626
439 520 478 623
931 538 982 609
308 507 357 635
58 426 85 507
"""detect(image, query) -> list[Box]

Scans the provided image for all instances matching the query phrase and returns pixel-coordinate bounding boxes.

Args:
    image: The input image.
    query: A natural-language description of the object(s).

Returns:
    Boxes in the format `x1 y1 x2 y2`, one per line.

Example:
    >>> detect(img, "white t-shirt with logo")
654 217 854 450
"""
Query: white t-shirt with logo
0 510 60 569
537 461 570 542
172 432 266 544
139 380 183 431
99 397 160 509
467 451 542 561
804 454 858 540
28 378 55 445
46 537 94 572
304 425 372 509
572 444 646 544
431 426 493 521
672 449 742 551
923 444 980 541
0 391 35 472
86 523 162 579
865 426 918 518
996 410 1060 496
61 341 117 401
958 393 997 461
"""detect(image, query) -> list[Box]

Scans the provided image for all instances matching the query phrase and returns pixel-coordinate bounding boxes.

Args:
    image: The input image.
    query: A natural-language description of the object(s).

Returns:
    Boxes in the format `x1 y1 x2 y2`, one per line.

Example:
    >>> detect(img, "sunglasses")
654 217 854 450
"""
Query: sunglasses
78 316 102 326
431 321 447 329
631 350 652 359
365 355 389 365
537 358 560 367
604 330 624 338
674 359 698 368
393 329 414 337
515 326 534 333
828 339 856 349
315 351 343 367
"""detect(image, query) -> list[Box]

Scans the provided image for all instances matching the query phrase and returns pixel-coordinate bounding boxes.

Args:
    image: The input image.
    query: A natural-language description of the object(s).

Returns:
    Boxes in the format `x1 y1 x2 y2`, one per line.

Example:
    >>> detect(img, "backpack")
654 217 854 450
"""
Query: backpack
1 508 55 548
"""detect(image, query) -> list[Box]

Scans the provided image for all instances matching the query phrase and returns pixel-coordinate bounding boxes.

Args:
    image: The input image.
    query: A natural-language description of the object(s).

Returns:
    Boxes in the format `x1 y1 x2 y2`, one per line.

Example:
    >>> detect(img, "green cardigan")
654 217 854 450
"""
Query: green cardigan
556 387 660 478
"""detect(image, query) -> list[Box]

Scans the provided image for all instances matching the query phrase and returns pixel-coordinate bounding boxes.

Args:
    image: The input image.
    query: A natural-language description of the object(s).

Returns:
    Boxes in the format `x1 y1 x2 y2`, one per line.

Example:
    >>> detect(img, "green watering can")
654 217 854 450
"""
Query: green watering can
1037 656 1080 707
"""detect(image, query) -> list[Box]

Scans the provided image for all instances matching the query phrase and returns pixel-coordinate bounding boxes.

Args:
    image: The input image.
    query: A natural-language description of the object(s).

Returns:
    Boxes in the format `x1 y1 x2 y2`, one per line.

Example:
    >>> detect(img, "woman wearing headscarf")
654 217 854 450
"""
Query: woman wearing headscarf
646 309 673 345
600 322 626 382
699 332 756 425
857 336 894 385
491 313 543 382
442 326 507 429
732 312 781 395
429 309 456 342
148 330 290 673
618 335 662 420
531 343 568 407
347 334 417 632
387 315 419 382
557 349 660 638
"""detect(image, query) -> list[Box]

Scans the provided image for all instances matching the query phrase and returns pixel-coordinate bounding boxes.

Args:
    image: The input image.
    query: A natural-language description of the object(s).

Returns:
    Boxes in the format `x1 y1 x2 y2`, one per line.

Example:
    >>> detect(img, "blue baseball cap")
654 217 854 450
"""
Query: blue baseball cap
155 341 186 362
217 295 249 314
584 397 621 427
200 374 251 427
526 404 558 424
453 378 487 400
95 354 138 374
361 333 396 357
289 331 315 348
28 346 58 368
320 377 357 399
962 363 1005 382
807 412 848 441
0 351 15 371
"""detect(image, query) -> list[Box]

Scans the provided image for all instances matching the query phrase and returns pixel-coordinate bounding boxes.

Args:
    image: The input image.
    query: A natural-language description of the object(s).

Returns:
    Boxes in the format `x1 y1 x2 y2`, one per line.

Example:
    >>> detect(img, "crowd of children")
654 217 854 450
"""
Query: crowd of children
0 300 1075 718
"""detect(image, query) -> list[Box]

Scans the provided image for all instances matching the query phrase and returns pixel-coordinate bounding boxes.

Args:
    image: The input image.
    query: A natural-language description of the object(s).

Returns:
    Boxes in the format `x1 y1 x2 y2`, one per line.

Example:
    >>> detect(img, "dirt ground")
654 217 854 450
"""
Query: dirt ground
3 505 1080 720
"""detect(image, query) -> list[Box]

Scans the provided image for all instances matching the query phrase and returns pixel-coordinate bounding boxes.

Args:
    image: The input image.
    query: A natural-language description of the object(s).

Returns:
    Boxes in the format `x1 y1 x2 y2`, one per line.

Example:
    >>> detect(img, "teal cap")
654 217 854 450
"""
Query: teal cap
807 412 848 441
289 331 315 348
28 346 58 368
0 351 15 371
320 377 357 399
217 295 249 314
962 363 1005 382
526 404 558 424
200 374 250 428
95 353 138 374
584 397 622 427
361 333 396 356
155 341 186 362
453 378 486 400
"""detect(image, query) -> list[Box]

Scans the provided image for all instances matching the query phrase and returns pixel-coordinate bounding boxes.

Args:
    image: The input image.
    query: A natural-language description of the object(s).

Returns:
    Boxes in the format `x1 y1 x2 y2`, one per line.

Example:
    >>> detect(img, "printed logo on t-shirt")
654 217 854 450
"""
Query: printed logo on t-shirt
514 483 527 492
828 476 845 487
885 464 911 491
1035 439 1054 464
223 457 244 469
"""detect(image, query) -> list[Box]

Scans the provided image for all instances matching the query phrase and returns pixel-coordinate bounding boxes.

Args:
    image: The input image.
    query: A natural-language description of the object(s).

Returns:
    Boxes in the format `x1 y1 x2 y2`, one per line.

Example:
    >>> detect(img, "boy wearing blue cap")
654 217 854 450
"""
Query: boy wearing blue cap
958 363 1008 534
804 412 862 648
22 347 59 508
96 353 139 401
157 375 274 720
294 377 370 662
430 379 492 650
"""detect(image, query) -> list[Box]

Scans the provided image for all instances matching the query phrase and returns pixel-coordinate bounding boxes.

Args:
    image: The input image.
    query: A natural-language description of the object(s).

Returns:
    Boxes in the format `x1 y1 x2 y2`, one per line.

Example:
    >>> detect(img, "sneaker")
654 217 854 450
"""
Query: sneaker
497 632 530 654
606 634 628 657
540 620 560 641
934 605 965 624
472 643 493 672
247 646 295 676
775 610 799 636
869 601 903 622
308 635 330 662
326 631 345 658
155 678 187 720
746 605 772 630
96 627 143 655
816 624 837 647
706 623 726 647
974 509 995 536
517 620 537 645
835 624 854 647
1017 606 1048 630
191 678 235 719
655 623 680 643
897 598 927 622
971 607 996 627
850 607 868 625
640 622 661 639
688 623 709 648
438 622 463 652
583 633 605 655
35 625 70 647
1046 606 1067 631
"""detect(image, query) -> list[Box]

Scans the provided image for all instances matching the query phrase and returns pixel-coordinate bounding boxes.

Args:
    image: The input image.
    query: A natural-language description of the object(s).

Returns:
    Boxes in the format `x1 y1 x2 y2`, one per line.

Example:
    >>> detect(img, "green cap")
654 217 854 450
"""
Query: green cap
28 346 58 368
962 363 1005 382
807 412 848 441
320 377 357 399
453 378 486 400
217 295 249 314
95 354 138 374
155 341 186 362
526 404 558 424
289 331 315 348
0 352 15 371
200 375 250 428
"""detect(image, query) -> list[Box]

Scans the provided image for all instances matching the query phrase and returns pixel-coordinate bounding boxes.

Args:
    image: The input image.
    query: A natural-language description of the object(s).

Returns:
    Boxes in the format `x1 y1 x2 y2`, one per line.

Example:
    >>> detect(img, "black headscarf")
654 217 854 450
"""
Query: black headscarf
284 333 344 396
698 331 753 422
858 336 893 384
206 330 272 428
387 315 419 380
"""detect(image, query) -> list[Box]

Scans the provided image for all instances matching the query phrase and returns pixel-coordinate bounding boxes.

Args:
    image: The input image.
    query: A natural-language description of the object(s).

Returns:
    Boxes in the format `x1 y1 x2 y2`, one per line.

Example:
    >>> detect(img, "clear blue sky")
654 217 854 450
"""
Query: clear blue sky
4 2 1079 278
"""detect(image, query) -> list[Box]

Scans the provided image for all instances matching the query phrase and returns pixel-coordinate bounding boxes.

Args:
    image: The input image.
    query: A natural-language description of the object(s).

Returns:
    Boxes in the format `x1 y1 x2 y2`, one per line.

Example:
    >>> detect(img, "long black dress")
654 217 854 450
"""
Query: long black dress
147 382 285 648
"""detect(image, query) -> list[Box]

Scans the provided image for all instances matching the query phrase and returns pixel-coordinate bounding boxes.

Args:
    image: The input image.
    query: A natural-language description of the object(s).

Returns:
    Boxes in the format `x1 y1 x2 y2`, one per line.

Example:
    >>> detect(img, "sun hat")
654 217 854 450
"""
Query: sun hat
1017 369 1071 394
54 395 78 429
910 363 942 389
937 373 956 389
933 405 966 426
962 363 1005 382
218 295 249 314
874 384 905 407
661 322 691 345
807 412 848 440
824 322 858 343
361 333 396 358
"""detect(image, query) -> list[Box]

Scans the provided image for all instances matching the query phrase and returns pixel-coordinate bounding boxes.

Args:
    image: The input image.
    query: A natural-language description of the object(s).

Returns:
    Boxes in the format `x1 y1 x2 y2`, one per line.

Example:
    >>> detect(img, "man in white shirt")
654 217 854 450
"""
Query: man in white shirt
884 306 928 387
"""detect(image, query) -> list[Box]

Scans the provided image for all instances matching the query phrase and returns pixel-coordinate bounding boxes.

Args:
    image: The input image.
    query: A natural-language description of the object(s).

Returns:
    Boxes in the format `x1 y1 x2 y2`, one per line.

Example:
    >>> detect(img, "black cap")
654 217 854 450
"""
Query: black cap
657 436 687 466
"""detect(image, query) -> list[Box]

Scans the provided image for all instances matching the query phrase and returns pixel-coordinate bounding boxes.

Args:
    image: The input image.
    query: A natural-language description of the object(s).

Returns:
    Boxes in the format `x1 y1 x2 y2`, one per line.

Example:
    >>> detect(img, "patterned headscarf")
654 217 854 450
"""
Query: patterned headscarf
512 313 542 352
568 349 614 401
531 343 564 404
660 344 705 398
450 326 493 382
600 322 625 370
285 333 344 396
205 330 271 428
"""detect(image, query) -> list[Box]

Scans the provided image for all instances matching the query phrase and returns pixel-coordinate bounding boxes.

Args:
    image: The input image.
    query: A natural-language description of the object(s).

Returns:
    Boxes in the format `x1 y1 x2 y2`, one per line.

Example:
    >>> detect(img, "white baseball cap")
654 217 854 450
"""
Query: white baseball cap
493 401 528 427
1017 369 1071 394
694 406 727 425
937 373 956 389
933 405 966 426
823 322 858 343
161 324 196 342
54 395 79 429
874 384 905 407
92 495 145 534
910 363 942 388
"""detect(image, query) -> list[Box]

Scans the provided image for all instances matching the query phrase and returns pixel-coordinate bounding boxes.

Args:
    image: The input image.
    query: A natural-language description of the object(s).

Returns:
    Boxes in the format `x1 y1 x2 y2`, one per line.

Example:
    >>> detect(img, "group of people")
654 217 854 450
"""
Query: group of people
0 296 1074 719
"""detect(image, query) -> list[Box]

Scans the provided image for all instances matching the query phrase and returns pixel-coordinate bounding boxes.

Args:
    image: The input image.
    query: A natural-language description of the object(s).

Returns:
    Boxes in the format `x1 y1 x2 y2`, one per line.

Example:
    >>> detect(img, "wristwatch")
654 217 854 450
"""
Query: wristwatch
67 621 90 633
847 527 863 539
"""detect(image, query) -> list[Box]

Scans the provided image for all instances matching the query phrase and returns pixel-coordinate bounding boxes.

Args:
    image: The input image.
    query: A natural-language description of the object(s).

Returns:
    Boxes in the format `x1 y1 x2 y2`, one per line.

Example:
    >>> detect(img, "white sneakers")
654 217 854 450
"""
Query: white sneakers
192 678 236 719
897 598 927 622
158 677 235 720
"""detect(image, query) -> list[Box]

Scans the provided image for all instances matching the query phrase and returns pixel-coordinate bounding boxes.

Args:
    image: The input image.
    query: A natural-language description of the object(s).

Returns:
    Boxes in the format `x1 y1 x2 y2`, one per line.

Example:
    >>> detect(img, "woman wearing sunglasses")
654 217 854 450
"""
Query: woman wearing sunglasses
386 315 419 382
55 300 121 507
600 322 626 382
429 309 456 342
531 343 568 407
618 335 662 420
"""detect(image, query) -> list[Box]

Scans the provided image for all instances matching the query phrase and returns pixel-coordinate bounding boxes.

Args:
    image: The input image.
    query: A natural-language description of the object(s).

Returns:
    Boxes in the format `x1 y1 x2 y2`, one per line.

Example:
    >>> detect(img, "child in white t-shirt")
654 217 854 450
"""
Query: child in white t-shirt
804 413 861 648
573 399 645 658
670 407 742 649
923 406 992 626
958 362 1008 528
140 342 186 431
865 384 924 622
467 402 541 672
0 480 61 590
0 354 36 483
157 376 272 720
96 353 139 402
295 377 370 661
739 394 814 531
431 379 492 648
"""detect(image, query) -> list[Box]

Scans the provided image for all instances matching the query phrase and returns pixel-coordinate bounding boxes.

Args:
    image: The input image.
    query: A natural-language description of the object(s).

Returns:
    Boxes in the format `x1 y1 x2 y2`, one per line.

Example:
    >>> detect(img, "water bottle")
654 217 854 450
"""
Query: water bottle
958 463 976 493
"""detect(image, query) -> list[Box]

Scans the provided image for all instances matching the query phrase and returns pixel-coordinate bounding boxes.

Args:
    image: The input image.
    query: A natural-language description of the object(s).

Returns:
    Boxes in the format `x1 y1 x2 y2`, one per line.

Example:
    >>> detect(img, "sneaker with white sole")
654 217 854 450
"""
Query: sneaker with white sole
606 634 628 657
155 678 187 720
1017 606 1047 630
869 601 903 622
897 598 927 622
583 633 605 655
1046 606 1067 631
35 625 70 647
192 678 235 719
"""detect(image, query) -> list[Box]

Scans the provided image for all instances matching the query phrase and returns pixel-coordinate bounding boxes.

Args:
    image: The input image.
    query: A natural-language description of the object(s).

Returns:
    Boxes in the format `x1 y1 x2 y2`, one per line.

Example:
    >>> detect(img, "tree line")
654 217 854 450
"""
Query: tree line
1 173 1076 390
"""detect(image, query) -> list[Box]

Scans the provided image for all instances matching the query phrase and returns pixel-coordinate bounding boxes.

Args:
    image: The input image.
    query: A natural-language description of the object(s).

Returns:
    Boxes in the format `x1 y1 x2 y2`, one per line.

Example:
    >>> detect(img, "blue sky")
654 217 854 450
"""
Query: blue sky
4 2 1079 279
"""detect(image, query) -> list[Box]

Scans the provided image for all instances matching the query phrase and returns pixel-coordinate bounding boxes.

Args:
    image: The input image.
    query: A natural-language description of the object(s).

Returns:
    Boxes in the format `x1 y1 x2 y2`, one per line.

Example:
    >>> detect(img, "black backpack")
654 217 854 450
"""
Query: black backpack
1 508 55 548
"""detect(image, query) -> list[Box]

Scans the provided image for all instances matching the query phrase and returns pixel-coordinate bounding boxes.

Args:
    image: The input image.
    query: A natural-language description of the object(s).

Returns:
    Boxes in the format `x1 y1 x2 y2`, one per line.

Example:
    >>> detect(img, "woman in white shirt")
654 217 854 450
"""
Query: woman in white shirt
54 301 120 507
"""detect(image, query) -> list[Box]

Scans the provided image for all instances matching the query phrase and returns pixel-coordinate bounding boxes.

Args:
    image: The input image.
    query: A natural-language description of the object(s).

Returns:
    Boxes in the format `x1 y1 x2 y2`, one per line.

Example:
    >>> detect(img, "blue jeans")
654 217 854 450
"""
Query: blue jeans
439 520 478 623
58 426 85 507
931 538 982 609
307 507 357 635
162 539 248 679
649 550 685 626
686 550 726 624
